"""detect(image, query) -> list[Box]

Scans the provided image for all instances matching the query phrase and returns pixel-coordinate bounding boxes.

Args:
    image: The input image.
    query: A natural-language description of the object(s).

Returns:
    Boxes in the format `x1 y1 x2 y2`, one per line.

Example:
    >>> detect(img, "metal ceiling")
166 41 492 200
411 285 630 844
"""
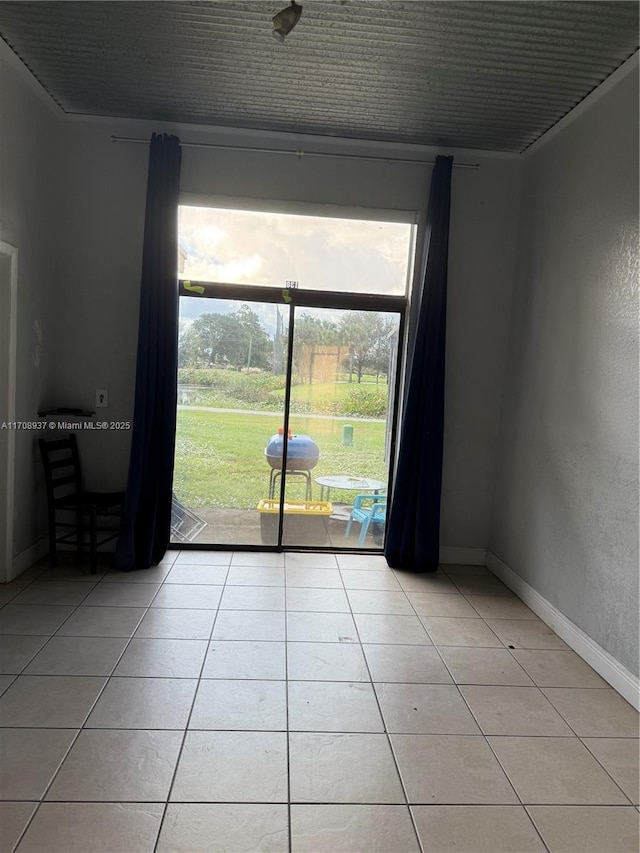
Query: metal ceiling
0 1 637 153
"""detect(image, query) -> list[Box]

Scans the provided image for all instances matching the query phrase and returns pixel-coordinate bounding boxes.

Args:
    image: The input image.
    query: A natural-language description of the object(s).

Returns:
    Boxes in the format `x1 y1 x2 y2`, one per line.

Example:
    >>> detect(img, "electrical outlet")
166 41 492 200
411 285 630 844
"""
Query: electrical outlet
95 389 108 408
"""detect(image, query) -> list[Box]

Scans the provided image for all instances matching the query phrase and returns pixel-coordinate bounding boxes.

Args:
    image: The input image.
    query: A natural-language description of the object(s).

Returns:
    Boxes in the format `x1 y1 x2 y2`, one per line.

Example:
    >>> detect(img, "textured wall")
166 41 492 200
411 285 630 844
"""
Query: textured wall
0 50 61 566
489 69 639 674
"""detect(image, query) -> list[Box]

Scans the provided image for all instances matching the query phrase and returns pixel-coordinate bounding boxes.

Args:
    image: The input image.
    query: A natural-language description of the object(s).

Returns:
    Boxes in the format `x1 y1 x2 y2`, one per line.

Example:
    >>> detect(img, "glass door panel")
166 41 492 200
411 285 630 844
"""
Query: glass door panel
281 307 401 550
172 296 290 547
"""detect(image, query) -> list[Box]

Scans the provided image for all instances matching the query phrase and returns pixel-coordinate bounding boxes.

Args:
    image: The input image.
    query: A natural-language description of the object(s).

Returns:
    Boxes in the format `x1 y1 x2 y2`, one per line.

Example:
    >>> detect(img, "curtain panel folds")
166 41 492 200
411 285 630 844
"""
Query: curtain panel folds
385 155 453 571
114 133 182 570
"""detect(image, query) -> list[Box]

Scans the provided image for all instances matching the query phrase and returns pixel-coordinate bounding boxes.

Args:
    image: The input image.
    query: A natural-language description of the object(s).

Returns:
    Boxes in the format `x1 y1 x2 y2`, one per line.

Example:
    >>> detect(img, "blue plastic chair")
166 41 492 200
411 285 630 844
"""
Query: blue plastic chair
345 494 387 547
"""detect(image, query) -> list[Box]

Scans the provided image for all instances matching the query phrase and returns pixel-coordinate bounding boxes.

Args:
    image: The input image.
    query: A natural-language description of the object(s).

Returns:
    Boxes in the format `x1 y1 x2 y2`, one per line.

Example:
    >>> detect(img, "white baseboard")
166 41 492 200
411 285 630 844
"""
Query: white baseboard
439 547 487 565
486 551 640 711
10 537 49 582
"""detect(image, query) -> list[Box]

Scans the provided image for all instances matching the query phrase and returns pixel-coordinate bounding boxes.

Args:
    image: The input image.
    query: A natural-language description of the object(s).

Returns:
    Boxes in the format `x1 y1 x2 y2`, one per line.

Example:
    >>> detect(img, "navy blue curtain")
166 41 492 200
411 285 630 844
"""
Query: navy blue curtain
115 133 182 570
385 155 453 571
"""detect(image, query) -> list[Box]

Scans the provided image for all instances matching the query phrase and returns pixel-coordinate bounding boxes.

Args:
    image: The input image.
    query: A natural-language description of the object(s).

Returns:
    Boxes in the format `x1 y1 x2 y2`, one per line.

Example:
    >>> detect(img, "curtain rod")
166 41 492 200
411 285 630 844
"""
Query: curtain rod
110 135 480 169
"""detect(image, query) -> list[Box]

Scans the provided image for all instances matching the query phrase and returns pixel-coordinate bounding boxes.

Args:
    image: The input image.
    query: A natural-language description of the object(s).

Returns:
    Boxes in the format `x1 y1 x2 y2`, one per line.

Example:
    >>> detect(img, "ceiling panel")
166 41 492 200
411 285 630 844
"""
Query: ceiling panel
0 1 637 152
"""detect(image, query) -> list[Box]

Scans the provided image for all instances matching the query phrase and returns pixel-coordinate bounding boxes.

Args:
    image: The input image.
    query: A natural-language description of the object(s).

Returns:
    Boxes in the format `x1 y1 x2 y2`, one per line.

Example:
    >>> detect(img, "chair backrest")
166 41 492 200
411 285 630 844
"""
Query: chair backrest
38 433 83 504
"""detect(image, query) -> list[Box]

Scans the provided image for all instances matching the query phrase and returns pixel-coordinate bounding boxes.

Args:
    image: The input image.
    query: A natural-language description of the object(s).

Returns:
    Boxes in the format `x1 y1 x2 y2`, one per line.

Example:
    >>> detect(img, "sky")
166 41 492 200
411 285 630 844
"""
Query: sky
178 205 414 334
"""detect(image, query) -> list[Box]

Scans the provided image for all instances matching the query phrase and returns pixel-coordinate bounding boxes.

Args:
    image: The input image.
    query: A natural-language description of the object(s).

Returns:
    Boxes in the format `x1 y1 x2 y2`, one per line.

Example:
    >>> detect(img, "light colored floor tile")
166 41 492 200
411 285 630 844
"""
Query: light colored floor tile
449 575 513 596
466 596 538 620
284 552 338 569
512 650 608 687
340 570 401 591
85 677 198 729
157 551 179 566
231 552 285 568
423 617 503 647
56 606 145 638
190 679 287 730
0 605 75 635
287 612 358 643
285 568 343 588
46 729 182 802
391 734 518 804
363 644 452 683
287 642 369 681
150 584 222 609
0 582 31 606
0 674 15 696
175 551 233 565
542 688 640 736
411 805 546 852
0 729 76 799
527 806 640 852
0 675 106 727
12 582 96 606
134 608 216 640
102 565 171 583
291 804 420 852
286 553 339 569
82 583 160 608
335 554 389 571
288 681 383 732
286 588 350 612
0 802 37 852
171 731 288 802
393 571 457 593
410 593 479 617
157 803 288 853
163 564 228 585
114 638 207 678
376 683 480 734
0 635 48 673
485 618 569 650
354 614 432 645
211 610 286 641
220 585 285 611
347 590 414 615
582 738 640 803
203 640 286 679
24 637 128 676
226 566 285 586
16 802 164 853
487 737 630 804
36 563 107 582
460 686 574 736
439 647 534 685
290 732 405 803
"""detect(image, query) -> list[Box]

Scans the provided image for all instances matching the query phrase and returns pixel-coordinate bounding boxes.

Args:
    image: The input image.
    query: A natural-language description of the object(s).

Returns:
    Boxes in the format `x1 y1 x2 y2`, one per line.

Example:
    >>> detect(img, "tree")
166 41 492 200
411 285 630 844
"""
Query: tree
177 306 272 370
339 311 388 383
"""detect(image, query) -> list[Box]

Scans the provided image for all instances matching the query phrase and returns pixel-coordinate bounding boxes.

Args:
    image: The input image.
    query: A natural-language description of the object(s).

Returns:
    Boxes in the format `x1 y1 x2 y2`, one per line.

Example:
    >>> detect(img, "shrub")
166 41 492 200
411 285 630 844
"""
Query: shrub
342 386 388 418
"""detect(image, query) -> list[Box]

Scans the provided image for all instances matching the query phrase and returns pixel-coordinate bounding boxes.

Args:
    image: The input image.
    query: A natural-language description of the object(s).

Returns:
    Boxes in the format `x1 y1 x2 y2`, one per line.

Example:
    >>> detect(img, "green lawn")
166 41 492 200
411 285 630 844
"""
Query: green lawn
174 409 388 509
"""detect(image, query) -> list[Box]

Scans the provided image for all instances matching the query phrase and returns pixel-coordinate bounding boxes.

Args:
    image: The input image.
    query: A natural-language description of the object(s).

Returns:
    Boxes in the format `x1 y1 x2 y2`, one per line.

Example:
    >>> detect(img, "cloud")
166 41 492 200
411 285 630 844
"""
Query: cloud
179 205 413 295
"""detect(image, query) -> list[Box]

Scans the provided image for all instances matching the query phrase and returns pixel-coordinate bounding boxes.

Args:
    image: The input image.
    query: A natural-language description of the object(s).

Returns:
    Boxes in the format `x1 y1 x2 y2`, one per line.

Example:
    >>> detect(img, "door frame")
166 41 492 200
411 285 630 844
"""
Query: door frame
174 280 406 552
0 241 18 580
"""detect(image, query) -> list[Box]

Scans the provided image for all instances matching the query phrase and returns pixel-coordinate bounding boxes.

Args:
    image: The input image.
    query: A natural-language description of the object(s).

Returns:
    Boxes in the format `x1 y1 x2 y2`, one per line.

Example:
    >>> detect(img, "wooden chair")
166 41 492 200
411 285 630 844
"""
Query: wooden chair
38 433 124 573
345 493 387 547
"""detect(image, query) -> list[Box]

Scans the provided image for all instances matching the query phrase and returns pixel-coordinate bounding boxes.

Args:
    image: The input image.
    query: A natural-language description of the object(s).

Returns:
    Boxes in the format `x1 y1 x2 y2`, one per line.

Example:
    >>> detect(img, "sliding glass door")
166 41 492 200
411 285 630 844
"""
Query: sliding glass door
171 199 413 550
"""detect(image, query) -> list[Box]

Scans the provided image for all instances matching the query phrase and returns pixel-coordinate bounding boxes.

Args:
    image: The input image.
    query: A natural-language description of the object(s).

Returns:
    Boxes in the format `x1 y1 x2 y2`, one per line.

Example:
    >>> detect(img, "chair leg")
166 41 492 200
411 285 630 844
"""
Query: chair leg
76 508 84 556
357 516 372 548
89 508 97 575
47 508 57 568
345 518 353 539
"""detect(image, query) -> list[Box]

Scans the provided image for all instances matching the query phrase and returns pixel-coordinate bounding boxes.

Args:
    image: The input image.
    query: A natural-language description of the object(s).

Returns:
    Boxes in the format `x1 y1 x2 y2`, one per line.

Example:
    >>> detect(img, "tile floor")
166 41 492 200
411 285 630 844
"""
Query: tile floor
0 551 638 852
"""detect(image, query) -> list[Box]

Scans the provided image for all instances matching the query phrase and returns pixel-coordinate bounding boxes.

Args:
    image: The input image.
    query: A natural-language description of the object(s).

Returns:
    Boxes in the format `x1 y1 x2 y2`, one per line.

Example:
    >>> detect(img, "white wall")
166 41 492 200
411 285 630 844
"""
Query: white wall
0 48 62 567
52 116 521 549
489 68 639 675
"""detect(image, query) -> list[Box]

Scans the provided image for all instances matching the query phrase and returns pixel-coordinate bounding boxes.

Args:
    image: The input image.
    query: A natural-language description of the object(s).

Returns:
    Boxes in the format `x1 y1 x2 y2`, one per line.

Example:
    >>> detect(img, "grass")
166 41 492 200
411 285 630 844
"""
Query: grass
174 409 388 509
